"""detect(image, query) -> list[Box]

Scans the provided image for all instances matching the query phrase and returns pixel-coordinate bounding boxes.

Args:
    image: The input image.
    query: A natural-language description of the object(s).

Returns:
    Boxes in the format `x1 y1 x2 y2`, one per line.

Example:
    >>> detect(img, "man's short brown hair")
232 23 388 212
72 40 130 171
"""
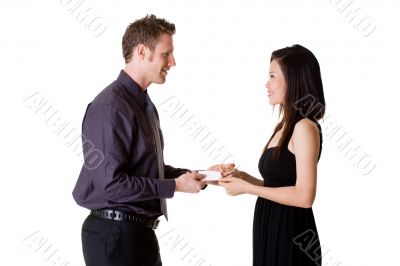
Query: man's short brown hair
122 14 176 63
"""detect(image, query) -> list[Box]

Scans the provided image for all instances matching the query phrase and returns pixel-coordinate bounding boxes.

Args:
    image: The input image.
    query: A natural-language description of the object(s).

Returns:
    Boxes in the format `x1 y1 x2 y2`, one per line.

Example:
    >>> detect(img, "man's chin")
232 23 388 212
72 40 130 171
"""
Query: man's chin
154 78 166 84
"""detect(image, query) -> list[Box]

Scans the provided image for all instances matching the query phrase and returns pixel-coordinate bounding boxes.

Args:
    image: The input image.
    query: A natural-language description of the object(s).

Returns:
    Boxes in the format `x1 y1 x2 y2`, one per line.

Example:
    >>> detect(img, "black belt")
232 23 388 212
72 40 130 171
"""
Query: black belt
90 209 160 230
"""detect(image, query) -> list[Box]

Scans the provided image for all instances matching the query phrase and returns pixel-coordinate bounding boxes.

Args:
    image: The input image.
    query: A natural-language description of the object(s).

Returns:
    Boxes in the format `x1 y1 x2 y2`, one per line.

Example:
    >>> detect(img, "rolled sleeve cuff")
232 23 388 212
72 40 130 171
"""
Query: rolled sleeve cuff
157 179 176 198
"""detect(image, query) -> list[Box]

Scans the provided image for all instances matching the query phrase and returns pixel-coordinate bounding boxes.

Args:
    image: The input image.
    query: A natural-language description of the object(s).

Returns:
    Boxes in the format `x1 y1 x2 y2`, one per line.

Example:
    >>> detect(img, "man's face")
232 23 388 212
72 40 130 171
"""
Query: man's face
144 33 176 84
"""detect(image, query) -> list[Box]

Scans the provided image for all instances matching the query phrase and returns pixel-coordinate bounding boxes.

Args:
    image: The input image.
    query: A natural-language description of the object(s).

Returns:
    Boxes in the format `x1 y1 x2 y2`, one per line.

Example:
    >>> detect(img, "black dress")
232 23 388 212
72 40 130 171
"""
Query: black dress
253 123 322 266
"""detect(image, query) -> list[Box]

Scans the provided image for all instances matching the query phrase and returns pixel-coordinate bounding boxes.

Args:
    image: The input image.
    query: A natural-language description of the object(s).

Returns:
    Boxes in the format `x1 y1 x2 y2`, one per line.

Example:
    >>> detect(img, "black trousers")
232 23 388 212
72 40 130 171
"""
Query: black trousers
81 215 162 266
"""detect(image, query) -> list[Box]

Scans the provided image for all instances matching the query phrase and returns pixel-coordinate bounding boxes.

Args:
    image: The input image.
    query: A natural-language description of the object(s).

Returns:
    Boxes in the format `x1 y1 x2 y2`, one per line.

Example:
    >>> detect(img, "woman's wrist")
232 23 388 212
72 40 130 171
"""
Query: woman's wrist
239 170 248 181
244 181 255 194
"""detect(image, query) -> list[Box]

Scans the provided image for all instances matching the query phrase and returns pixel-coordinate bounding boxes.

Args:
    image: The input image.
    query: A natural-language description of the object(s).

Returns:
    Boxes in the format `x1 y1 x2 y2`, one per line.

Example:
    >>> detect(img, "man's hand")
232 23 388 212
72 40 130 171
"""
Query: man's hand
175 171 206 193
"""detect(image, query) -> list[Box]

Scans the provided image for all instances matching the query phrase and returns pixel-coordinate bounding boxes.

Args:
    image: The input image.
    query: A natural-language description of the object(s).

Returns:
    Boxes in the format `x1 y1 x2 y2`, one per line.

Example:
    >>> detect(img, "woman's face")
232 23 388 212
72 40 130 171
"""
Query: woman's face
265 59 287 105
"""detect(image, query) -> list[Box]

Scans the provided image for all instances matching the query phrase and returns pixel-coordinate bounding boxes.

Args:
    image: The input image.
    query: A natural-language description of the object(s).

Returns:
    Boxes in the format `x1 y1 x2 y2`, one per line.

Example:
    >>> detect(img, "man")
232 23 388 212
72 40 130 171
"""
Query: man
72 14 206 266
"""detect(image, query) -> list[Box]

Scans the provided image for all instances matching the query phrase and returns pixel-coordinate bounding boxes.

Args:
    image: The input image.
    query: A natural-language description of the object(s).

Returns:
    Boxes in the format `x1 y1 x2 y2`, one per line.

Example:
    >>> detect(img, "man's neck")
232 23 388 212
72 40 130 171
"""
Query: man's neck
124 65 150 91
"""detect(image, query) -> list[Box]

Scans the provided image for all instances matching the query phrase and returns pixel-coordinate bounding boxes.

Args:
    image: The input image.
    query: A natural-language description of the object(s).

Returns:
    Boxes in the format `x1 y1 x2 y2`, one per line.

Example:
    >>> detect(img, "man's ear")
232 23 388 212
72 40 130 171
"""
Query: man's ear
135 44 146 60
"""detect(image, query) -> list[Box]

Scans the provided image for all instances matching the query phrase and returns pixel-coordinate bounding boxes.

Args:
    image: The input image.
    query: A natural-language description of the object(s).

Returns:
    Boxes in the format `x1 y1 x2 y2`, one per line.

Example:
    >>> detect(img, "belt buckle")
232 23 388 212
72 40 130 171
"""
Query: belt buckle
152 219 160 230
112 210 123 221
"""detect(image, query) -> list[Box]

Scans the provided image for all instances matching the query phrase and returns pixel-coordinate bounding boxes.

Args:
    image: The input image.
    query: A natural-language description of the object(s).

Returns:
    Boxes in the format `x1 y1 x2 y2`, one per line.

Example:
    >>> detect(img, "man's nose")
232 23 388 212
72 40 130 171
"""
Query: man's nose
168 54 176 67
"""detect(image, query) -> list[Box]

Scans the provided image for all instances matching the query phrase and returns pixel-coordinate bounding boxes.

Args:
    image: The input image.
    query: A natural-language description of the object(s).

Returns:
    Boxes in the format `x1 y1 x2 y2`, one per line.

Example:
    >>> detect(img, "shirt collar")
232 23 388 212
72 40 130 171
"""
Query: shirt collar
117 70 147 109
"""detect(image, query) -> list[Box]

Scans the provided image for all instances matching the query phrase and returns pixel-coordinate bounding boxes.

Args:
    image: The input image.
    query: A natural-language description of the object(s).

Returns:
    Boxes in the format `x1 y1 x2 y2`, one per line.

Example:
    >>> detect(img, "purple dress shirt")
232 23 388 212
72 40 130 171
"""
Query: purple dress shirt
72 70 188 218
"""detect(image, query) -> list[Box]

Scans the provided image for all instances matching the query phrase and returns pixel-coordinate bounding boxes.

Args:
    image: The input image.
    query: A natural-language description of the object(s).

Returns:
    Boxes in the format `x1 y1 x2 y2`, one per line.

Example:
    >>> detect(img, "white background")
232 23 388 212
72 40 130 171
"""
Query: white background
1 0 399 265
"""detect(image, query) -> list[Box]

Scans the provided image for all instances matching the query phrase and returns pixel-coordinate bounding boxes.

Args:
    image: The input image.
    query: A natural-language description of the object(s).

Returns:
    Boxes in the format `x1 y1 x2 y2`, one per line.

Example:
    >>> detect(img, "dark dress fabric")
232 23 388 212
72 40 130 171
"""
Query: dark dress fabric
253 122 322 266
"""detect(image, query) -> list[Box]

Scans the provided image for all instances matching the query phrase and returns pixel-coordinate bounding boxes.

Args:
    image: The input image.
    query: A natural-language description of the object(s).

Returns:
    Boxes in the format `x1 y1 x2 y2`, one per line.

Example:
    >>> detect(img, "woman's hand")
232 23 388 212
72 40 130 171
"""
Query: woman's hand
218 176 251 196
207 163 235 175
207 163 247 178
206 163 235 185
225 168 248 180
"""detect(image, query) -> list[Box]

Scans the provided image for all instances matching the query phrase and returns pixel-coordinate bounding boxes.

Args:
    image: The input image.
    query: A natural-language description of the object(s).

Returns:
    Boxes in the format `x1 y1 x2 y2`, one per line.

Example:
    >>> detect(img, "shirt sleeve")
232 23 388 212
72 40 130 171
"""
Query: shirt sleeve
164 164 189 179
82 103 176 203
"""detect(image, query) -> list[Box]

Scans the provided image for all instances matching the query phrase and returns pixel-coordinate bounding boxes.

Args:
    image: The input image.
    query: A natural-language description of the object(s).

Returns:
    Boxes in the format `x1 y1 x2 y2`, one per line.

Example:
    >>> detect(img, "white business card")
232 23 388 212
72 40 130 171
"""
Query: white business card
198 170 222 181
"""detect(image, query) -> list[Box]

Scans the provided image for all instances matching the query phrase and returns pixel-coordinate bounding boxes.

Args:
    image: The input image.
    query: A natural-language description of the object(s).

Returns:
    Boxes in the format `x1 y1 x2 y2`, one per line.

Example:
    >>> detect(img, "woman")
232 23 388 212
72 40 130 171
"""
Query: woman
219 44 326 265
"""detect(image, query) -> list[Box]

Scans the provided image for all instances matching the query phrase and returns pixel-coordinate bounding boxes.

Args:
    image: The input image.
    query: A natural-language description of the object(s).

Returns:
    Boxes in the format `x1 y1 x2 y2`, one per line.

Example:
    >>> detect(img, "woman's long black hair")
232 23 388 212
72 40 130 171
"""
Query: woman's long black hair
266 44 326 159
